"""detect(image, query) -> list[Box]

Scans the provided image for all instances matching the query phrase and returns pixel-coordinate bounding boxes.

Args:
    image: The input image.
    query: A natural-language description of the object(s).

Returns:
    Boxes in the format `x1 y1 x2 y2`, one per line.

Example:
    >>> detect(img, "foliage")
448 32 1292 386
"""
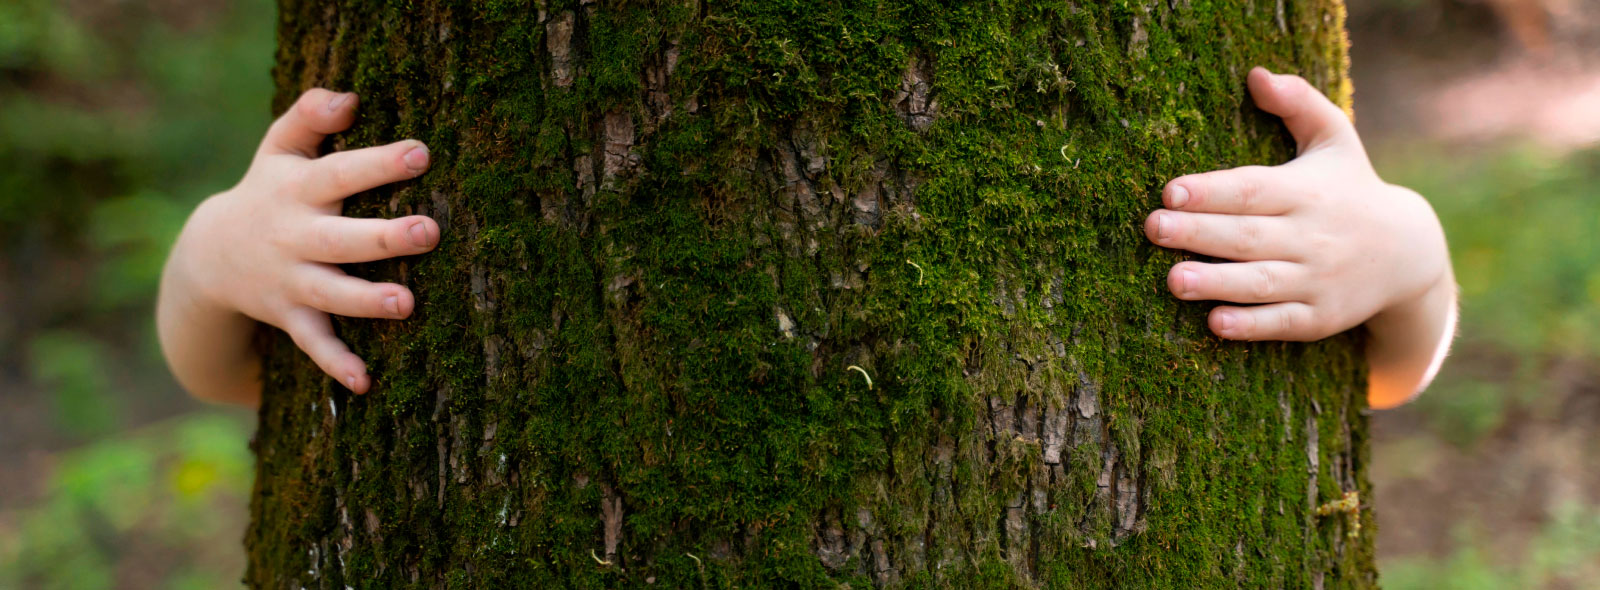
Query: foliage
27 330 117 437
1397 147 1600 362
1381 503 1600 590
1377 144 1600 445
0 1 272 588
1371 144 1600 589
0 0 271 388
0 413 255 590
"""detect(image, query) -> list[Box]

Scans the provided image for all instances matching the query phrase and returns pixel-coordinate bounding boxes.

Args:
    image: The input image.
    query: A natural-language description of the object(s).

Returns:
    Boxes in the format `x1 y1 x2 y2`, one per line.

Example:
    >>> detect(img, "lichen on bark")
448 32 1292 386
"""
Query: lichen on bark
249 0 1375 588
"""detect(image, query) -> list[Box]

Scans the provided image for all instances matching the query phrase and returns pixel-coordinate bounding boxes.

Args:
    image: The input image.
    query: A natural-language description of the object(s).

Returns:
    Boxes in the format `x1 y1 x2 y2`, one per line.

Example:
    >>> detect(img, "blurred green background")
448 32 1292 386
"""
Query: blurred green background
3 0 1600 588
1 0 268 587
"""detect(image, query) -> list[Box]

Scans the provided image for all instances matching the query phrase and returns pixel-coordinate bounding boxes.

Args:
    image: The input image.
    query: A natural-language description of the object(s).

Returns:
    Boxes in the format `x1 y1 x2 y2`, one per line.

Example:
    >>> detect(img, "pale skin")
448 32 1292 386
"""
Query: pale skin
161 71 1455 410
1143 67 1457 409
157 89 439 406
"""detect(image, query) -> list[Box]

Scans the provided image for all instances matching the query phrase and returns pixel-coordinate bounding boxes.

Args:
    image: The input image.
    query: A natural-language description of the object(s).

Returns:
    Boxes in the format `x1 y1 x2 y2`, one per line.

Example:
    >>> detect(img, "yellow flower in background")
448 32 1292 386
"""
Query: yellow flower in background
171 457 222 500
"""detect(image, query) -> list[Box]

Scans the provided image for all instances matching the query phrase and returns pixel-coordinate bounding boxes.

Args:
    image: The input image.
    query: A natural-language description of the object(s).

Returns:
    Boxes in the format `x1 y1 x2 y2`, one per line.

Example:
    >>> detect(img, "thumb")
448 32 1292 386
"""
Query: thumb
1247 67 1355 153
260 89 358 158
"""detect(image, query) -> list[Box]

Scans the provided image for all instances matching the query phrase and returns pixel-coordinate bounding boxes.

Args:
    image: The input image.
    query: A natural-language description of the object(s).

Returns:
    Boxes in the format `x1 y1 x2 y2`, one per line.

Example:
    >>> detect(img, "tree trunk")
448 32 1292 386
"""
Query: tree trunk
249 1 1373 587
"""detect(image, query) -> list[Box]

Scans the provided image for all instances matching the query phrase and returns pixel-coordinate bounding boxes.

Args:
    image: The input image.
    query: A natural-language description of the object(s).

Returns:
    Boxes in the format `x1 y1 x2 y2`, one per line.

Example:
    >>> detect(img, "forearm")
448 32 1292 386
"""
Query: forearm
1364 268 1458 409
156 233 264 407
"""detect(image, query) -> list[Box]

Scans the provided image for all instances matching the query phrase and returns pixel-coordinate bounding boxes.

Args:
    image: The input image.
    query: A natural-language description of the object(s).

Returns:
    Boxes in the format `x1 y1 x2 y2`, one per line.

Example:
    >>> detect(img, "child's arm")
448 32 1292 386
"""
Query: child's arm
157 89 439 406
1145 67 1457 409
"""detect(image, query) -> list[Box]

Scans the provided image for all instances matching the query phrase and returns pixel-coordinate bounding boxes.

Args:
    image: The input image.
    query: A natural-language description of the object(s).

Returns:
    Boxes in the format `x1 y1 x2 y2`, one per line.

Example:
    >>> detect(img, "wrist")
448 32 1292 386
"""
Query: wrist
1372 262 1453 331
1365 266 1458 409
164 195 236 314
157 195 265 406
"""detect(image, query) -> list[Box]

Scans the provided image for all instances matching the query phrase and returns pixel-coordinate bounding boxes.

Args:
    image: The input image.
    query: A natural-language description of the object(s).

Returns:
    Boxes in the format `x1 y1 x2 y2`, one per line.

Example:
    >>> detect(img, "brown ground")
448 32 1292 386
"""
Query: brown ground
1372 362 1600 560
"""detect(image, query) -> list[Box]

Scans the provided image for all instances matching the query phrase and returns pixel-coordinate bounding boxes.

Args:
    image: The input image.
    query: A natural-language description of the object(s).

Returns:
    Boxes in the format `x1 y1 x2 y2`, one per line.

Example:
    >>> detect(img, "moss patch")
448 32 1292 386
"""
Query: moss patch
250 0 1373 588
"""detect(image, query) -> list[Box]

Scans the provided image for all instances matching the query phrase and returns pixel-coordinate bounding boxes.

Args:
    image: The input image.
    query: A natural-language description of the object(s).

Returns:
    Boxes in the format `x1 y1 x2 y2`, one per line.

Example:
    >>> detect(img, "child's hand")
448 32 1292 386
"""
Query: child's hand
1144 67 1457 408
158 89 439 404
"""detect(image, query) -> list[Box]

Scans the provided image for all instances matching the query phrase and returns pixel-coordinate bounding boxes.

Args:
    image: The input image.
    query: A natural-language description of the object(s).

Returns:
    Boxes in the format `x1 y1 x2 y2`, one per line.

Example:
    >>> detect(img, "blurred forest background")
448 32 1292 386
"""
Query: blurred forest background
3 0 1600 588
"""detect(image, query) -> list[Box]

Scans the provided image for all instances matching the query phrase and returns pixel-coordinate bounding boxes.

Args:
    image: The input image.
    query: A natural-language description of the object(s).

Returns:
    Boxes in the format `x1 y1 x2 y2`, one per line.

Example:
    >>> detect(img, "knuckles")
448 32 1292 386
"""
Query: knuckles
1273 307 1300 336
314 222 345 258
1252 265 1278 300
274 166 312 200
328 159 358 195
304 276 333 311
1297 187 1328 208
1232 218 1262 256
293 91 325 120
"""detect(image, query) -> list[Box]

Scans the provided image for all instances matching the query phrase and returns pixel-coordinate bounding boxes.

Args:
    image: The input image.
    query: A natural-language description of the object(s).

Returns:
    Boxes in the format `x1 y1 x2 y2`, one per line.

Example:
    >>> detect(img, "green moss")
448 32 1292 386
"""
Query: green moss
250 0 1372 587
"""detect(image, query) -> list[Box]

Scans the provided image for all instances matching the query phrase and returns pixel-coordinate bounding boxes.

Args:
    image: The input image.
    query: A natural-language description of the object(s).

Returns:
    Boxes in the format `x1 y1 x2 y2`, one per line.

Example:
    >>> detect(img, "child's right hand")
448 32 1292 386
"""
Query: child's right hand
158 89 438 404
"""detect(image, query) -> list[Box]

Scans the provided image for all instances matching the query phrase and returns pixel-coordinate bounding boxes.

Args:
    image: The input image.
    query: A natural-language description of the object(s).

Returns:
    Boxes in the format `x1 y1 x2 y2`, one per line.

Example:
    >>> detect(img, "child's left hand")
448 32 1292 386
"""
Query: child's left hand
1145 67 1456 408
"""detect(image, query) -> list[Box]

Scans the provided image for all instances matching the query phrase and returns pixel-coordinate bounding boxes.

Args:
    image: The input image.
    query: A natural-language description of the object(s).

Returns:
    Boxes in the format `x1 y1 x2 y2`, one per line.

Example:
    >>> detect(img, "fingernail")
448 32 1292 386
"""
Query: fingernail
1155 212 1173 241
1217 311 1237 333
344 375 357 390
403 145 430 172
1179 269 1198 297
384 296 401 316
407 222 430 247
327 93 352 112
1169 184 1189 209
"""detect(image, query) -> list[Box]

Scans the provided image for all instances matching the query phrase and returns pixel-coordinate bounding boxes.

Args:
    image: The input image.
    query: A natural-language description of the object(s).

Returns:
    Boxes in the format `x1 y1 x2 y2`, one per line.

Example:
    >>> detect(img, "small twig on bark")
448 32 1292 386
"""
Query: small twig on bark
1059 144 1081 168
686 553 707 589
1314 490 1361 539
846 365 873 390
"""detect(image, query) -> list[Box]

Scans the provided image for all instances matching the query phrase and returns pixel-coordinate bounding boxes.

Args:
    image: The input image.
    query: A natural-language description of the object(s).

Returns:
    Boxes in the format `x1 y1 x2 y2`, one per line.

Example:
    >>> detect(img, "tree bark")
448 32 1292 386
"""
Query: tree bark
249 0 1374 587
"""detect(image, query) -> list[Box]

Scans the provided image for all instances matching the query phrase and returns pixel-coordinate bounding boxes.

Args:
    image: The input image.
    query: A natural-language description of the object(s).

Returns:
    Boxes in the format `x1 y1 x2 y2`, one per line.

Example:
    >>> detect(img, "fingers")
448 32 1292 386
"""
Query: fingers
1209 302 1327 342
257 91 432 201
295 215 440 264
302 140 431 203
1167 260 1311 304
291 264 416 320
1247 67 1355 152
281 308 372 393
1163 166 1296 215
279 261 419 395
260 89 359 158
1145 210 1302 262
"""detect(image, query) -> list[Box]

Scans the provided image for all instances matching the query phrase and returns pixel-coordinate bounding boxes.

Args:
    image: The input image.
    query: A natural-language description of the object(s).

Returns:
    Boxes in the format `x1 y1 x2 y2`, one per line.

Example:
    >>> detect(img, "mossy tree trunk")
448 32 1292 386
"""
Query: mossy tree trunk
249 0 1373 587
